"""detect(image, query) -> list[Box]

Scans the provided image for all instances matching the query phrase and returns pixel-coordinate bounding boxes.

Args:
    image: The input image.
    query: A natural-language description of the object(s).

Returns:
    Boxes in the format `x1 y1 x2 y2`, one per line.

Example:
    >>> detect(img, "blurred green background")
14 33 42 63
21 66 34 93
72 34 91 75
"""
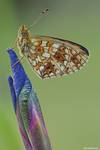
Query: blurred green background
0 0 100 150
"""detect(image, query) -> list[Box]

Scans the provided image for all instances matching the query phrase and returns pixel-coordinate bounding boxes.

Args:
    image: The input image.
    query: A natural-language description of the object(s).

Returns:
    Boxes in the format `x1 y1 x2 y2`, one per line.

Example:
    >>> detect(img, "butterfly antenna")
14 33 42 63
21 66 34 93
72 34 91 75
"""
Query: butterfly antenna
28 8 49 29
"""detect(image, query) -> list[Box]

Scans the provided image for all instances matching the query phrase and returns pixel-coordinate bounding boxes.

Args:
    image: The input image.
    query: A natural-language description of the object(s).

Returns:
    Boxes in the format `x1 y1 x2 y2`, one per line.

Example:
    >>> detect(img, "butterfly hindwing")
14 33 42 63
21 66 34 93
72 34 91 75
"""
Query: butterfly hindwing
26 36 89 79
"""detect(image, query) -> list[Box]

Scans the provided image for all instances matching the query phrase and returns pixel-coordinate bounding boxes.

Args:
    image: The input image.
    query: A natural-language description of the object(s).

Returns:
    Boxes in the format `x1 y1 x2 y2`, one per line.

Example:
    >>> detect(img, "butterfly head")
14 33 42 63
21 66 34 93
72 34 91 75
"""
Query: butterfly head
18 25 30 39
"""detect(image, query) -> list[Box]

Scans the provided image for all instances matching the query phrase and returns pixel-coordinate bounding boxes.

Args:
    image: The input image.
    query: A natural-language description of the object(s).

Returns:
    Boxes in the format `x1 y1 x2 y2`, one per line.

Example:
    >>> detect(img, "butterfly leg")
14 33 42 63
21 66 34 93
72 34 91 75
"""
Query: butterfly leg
12 38 18 49
12 56 24 68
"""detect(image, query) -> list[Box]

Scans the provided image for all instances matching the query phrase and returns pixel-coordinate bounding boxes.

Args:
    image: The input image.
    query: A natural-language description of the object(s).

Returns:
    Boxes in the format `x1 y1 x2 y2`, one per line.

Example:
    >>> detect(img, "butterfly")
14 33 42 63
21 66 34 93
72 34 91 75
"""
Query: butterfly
16 9 89 79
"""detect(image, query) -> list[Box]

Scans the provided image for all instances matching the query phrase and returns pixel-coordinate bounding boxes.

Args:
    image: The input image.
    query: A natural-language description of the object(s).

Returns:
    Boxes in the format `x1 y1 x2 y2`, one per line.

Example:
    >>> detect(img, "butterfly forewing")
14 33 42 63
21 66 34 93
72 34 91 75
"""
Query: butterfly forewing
26 36 89 79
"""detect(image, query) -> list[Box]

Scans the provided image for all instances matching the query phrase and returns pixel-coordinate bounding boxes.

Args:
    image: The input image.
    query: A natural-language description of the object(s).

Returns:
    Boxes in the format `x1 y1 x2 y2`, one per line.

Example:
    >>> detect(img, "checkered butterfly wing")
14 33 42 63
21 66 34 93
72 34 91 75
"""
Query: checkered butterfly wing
27 36 89 79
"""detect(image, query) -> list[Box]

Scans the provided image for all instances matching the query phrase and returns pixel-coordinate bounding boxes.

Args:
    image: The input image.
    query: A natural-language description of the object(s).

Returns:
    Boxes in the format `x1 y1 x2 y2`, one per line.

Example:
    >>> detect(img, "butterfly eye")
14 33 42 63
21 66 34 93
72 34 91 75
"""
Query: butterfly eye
21 32 28 36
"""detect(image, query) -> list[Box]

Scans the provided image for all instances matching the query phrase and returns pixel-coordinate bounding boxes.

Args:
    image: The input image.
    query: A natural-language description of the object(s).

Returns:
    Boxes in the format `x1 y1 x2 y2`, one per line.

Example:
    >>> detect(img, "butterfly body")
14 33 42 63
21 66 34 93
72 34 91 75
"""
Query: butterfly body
17 25 89 79
17 25 32 57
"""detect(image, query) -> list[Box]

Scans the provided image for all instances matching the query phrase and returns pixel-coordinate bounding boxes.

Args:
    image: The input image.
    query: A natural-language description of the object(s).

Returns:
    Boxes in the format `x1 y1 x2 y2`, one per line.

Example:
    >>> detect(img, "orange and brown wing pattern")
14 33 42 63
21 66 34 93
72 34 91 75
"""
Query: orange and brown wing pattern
26 36 89 79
